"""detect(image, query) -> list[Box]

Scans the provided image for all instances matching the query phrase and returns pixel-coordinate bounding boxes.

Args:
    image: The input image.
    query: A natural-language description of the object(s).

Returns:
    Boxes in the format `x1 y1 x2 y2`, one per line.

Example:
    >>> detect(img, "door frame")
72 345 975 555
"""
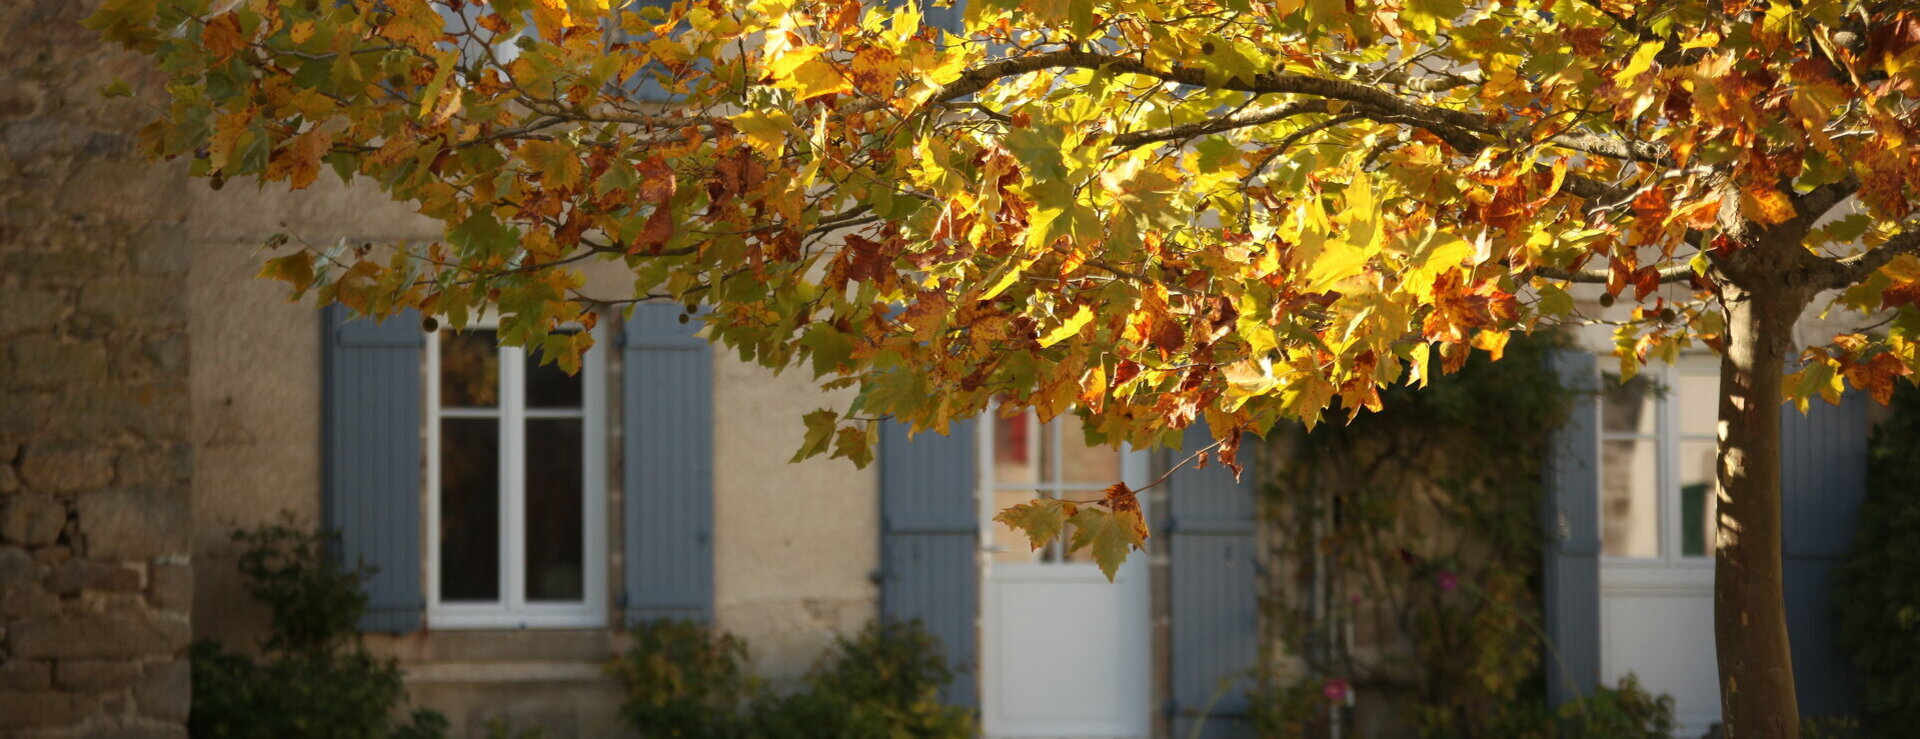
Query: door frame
976 413 1154 738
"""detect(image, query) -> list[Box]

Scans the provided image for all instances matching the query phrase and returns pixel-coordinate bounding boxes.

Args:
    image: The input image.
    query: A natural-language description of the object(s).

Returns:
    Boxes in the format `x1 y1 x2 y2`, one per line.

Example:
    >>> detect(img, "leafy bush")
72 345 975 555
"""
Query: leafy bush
1556 675 1674 739
607 618 972 739
1833 381 1920 737
190 516 446 739
750 620 974 739
605 619 760 738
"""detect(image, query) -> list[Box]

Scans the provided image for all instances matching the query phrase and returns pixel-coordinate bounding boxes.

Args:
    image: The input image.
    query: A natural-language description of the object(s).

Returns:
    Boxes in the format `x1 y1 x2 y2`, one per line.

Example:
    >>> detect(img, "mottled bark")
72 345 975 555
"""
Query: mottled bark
1713 265 1810 738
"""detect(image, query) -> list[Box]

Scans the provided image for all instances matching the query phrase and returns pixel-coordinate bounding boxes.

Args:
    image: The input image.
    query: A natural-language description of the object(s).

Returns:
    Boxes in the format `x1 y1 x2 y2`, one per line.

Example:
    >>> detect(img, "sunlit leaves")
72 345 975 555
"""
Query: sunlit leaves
994 483 1148 581
88 0 1920 586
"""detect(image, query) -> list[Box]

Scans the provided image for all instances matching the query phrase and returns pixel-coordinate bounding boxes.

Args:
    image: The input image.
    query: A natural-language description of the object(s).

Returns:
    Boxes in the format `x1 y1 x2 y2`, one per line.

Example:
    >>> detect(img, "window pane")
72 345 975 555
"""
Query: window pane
993 411 1039 485
1601 439 1659 558
440 418 500 601
1679 440 1719 558
526 331 584 408
1677 372 1719 437
1601 374 1657 435
441 330 500 408
1057 433 1121 486
525 418 585 602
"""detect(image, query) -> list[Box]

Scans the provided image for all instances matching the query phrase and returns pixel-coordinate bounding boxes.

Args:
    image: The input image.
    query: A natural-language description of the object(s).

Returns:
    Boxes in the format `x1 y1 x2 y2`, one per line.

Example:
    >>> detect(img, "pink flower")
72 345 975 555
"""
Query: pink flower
1323 678 1349 703
1436 570 1458 592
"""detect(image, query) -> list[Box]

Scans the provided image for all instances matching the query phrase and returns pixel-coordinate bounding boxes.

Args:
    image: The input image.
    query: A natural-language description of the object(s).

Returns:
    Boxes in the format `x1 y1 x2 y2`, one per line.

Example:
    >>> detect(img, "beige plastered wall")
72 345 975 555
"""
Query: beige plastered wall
184 176 879 736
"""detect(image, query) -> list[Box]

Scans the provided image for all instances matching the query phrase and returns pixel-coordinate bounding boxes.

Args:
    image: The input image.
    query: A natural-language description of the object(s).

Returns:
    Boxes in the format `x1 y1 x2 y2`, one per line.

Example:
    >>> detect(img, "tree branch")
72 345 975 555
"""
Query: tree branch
1110 100 1331 149
1816 223 1920 290
927 50 1666 164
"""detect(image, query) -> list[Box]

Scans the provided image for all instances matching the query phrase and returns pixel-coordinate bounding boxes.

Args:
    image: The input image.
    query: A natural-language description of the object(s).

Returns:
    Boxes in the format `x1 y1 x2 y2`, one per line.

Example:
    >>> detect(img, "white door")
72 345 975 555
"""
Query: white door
1595 357 1721 738
980 409 1151 739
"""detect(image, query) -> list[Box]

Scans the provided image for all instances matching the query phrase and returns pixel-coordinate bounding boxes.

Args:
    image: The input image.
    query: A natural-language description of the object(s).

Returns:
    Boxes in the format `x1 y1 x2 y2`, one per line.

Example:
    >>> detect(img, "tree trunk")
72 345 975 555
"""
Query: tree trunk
1715 280 1806 738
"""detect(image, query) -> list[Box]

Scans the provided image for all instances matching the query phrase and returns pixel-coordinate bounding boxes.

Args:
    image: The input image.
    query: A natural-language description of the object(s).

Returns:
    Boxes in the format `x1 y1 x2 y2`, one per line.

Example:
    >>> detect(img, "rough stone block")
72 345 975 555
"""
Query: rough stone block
0 392 51 438
18 443 114 493
7 336 109 387
2 496 68 546
1 443 18 462
7 615 190 659
147 562 190 613
47 559 141 594
0 692 82 729
79 277 185 329
135 659 190 721
0 288 67 337
55 659 141 690
0 464 18 493
0 545 42 582
0 659 50 691
131 224 190 275
76 487 188 559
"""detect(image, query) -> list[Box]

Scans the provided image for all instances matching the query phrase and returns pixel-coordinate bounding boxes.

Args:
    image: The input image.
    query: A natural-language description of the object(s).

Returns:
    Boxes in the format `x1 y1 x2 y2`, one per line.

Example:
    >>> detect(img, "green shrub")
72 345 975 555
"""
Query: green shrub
189 516 445 739
750 620 974 739
1556 675 1674 739
607 618 972 739
1833 381 1920 737
605 619 760 738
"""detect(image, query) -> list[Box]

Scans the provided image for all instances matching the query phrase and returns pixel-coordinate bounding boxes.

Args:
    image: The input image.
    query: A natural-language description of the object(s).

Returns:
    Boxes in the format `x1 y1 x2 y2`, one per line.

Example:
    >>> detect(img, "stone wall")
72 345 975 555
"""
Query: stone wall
0 0 195 736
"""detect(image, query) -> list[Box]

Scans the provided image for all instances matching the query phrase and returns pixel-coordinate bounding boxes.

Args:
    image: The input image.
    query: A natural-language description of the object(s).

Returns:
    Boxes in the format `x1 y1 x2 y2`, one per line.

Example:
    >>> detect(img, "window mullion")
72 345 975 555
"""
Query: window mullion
503 345 527 613
1659 365 1678 564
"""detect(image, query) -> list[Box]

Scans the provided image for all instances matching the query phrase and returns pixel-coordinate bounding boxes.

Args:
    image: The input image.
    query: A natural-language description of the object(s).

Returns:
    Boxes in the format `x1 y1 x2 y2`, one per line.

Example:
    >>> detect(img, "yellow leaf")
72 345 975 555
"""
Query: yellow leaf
1616 41 1663 86
729 109 793 158
766 45 851 100
1743 186 1795 225
1306 240 1372 293
1038 304 1094 348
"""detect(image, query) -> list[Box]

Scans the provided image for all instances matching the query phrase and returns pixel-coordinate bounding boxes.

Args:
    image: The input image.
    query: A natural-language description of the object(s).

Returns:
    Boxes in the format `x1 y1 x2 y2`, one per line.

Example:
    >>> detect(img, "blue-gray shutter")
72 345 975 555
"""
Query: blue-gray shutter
1166 422 1259 739
322 305 426 633
878 419 979 708
622 304 715 623
1781 393 1868 717
1543 349 1602 706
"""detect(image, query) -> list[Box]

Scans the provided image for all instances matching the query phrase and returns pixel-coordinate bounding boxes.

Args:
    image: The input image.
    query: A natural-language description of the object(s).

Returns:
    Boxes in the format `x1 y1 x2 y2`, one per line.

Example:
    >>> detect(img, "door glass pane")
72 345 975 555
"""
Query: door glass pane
440 330 500 408
1678 440 1719 558
440 418 500 601
525 418 585 601
993 412 1039 485
1602 374 1658 435
1676 372 1719 437
1057 434 1121 486
990 489 1044 563
1601 439 1659 558
526 331 584 408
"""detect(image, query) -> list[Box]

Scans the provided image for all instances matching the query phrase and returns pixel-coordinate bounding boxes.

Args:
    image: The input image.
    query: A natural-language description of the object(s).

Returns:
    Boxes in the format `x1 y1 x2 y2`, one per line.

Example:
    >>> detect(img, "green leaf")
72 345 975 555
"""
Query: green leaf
1066 507 1147 582
791 409 839 462
994 498 1076 552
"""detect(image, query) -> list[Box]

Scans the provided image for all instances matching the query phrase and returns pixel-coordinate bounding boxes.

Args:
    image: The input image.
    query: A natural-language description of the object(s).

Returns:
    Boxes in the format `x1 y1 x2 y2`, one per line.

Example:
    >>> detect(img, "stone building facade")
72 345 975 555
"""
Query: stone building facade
1 0 196 735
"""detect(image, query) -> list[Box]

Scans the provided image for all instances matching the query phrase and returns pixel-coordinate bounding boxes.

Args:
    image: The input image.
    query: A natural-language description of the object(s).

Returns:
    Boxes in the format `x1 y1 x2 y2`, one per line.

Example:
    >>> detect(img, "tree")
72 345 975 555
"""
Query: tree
88 0 1920 735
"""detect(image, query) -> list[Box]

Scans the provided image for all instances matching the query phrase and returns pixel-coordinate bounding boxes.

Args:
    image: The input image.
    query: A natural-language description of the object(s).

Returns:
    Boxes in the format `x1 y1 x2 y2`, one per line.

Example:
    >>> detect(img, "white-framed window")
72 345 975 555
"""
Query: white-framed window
1598 355 1720 563
426 323 608 629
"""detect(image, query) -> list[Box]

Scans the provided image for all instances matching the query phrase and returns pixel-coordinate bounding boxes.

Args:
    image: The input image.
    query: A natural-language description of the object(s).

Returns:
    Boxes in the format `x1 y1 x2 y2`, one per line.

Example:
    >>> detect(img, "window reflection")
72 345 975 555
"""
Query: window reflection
440 330 500 408
1601 439 1659 558
440 417 500 601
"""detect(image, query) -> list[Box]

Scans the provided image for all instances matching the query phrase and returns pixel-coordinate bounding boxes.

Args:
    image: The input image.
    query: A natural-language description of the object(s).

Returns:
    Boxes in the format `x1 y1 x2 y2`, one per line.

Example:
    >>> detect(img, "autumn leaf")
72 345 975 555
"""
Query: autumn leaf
791 409 838 462
1038 304 1094 347
995 498 1078 552
1067 506 1148 582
